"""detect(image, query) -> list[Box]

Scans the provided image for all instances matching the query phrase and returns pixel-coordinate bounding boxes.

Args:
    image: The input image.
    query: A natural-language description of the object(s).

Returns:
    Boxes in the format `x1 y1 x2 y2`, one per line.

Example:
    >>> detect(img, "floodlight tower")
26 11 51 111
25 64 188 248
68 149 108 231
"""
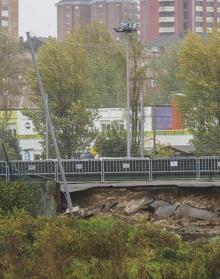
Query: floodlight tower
114 21 138 158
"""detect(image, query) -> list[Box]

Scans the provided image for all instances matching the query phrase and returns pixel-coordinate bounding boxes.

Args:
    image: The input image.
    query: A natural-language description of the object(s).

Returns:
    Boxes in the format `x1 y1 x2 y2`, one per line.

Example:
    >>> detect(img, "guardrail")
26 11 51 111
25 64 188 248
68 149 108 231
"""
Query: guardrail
0 156 220 182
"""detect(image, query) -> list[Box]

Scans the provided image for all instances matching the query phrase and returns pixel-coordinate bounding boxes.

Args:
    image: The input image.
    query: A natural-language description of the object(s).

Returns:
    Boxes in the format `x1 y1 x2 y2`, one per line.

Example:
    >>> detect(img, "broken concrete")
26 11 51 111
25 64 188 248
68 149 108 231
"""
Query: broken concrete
68 187 220 239
124 197 154 214
178 204 218 221
154 202 178 218
78 207 103 218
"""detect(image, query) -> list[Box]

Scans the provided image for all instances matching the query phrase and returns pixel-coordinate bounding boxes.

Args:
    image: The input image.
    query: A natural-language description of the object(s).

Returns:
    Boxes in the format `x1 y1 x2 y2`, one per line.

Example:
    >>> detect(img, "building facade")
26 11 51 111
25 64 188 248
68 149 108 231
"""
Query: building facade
0 0 18 37
57 0 138 40
141 0 220 44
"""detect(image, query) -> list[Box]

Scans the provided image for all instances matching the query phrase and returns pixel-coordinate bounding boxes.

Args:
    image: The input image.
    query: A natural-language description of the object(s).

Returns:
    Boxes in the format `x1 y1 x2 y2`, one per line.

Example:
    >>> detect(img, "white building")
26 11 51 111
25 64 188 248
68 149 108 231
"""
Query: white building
2 107 193 160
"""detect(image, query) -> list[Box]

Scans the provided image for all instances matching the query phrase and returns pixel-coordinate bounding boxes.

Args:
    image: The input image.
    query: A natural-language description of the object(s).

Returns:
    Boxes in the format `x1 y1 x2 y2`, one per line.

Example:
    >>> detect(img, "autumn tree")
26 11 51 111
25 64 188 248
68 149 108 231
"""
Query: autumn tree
178 31 220 154
27 36 97 158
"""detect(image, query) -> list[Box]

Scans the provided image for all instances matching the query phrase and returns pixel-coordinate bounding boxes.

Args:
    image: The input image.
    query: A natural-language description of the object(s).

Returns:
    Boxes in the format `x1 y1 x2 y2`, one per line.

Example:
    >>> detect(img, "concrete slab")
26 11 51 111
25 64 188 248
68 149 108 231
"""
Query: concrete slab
61 180 220 193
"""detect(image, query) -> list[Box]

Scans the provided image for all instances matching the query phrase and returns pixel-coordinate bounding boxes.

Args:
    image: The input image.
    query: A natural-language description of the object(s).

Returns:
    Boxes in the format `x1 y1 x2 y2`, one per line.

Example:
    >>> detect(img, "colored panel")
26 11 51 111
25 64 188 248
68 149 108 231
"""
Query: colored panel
153 106 172 130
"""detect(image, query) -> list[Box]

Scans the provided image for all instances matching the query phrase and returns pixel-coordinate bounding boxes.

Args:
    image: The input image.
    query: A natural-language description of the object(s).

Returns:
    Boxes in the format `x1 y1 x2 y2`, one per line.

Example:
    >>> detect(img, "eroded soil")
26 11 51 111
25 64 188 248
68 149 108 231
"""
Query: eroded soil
69 187 220 240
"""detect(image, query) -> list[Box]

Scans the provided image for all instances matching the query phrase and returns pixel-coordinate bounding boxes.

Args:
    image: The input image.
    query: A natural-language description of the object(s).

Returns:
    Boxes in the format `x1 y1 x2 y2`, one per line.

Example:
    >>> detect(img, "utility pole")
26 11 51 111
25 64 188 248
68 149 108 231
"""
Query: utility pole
152 47 159 153
114 21 138 158
45 94 49 159
125 37 131 158
140 87 145 158
26 32 73 212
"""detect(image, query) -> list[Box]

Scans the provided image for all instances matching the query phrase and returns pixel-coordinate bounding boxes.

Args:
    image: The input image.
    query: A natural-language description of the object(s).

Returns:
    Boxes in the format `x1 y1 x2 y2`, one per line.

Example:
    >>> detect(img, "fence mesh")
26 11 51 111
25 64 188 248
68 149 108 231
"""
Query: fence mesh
0 26 220 176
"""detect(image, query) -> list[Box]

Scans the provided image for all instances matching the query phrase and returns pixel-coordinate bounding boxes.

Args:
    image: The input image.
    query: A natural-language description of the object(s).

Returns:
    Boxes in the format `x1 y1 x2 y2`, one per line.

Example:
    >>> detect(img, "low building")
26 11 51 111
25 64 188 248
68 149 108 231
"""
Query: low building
0 103 193 160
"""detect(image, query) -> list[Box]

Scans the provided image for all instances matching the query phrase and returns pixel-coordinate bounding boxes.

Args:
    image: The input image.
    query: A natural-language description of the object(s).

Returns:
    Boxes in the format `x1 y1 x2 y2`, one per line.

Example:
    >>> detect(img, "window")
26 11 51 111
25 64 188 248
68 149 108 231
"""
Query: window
7 124 16 137
101 122 111 131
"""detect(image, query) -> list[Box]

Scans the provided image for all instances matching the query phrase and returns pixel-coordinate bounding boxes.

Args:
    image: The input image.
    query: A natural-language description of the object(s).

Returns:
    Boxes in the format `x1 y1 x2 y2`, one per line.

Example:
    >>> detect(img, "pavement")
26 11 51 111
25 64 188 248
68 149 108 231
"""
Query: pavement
61 180 220 193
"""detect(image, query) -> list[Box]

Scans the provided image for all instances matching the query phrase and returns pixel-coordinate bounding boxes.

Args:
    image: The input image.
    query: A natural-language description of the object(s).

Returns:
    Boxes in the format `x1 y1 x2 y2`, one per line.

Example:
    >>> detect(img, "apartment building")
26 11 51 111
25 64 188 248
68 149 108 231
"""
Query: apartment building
0 0 18 37
57 0 138 41
140 0 220 44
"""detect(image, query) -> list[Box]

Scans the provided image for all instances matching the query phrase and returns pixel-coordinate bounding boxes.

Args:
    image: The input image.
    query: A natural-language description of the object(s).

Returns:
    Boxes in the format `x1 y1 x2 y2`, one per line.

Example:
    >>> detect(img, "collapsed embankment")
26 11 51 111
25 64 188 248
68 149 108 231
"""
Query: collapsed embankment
69 186 220 240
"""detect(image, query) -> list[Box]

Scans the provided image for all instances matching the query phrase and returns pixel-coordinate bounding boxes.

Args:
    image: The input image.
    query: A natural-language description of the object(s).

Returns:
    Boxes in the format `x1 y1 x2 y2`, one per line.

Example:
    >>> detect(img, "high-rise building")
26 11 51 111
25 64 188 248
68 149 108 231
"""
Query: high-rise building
57 0 138 41
140 0 220 44
0 0 18 37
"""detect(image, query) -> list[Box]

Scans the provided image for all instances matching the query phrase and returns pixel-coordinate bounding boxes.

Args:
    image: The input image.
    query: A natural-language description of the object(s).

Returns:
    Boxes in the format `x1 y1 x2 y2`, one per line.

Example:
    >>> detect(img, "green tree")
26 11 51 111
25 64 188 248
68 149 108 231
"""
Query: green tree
95 121 126 157
27 36 97 158
179 31 220 154
0 31 21 159
74 22 126 108
154 44 185 104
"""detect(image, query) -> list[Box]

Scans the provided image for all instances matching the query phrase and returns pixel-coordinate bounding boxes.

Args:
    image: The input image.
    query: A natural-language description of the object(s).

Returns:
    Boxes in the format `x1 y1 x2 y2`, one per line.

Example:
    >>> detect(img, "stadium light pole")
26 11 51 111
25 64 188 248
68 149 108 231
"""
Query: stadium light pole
114 21 138 158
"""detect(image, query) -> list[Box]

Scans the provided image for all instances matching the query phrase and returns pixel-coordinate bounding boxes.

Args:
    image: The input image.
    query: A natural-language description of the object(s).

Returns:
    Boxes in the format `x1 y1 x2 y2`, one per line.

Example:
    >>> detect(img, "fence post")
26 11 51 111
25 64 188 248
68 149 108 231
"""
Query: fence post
196 158 200 181
5 163 9 182
149 159 153 181
54 160 59 181
101 159 104 182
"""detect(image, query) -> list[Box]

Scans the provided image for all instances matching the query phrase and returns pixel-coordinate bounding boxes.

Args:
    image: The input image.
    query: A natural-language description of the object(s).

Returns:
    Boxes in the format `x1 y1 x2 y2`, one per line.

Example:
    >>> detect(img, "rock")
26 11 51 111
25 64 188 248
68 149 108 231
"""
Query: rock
177 204 218 221
124 197 154 214
78 207 103 218
66 206 80 214
155 203 178 218
143 200 178 218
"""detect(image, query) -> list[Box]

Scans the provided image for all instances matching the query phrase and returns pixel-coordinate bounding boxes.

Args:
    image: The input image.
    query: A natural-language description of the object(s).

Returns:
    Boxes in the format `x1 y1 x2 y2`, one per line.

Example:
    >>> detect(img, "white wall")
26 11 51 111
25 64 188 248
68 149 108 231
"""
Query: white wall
95 107 152 131
16 111 43 160
14 108 194 160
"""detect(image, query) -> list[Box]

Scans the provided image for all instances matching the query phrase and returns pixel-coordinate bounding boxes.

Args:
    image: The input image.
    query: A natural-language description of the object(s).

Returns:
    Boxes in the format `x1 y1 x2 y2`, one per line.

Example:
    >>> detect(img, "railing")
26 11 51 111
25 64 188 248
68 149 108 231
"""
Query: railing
0 156 220 182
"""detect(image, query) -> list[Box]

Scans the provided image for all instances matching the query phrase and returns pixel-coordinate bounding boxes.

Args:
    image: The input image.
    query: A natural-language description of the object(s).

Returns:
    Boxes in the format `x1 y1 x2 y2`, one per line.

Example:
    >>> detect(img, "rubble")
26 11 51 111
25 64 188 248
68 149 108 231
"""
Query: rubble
124 197 153 214
68 187 220 239
177 204 218 221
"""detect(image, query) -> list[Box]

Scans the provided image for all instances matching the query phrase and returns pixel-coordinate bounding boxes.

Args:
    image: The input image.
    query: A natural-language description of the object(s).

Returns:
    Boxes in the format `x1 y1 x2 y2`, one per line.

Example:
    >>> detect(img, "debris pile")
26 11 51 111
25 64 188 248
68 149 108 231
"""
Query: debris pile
69 187 220 239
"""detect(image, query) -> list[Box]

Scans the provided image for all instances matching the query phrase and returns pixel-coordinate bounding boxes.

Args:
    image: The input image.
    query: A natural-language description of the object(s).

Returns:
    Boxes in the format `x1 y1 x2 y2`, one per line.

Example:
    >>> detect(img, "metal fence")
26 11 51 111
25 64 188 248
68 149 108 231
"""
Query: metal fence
1 156 220 182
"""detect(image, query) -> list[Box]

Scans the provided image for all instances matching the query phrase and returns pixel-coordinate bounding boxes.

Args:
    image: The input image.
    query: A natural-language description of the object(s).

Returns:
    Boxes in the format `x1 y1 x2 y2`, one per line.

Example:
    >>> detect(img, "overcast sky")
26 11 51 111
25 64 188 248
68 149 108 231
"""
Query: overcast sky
19 0 57 38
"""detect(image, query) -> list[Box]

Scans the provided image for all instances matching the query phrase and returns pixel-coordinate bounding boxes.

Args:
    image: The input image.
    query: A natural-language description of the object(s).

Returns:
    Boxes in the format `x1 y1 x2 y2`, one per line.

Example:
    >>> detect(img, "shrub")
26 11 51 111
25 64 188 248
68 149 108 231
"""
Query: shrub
0 181 44 214
0 214 218 278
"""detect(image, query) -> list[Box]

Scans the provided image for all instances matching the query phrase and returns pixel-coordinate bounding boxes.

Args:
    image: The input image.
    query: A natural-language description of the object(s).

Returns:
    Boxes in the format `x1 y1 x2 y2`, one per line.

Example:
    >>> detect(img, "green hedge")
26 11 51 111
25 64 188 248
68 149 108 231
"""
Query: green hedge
0 181 44 213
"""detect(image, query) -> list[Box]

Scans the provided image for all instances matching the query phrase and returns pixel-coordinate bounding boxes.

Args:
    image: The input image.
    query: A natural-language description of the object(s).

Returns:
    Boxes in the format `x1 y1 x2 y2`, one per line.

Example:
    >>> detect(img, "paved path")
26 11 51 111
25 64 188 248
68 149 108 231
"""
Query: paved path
61 180 220 193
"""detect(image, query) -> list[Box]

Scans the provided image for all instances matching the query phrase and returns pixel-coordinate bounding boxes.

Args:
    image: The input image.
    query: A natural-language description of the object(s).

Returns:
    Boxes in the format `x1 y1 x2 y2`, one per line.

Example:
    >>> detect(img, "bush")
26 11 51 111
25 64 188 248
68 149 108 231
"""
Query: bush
0 214 218 278
0 181 44 214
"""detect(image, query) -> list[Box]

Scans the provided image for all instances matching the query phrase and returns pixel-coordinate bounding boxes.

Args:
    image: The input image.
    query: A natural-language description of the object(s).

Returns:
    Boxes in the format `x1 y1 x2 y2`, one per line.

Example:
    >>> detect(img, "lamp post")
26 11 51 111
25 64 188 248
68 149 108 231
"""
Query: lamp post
114 21 138 158
151 47 159 153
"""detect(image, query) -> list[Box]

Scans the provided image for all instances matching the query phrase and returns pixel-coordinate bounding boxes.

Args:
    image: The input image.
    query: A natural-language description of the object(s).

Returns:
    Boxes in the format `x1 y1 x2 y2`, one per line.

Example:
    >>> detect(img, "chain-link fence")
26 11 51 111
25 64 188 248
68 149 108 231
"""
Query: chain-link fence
1 27 220 171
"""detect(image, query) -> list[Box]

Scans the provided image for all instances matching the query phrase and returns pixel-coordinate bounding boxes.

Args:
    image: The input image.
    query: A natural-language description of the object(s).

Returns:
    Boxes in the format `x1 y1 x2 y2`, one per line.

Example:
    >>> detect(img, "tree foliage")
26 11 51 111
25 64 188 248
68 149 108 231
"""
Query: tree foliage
95 121 126 157
0 213 218 278
179 31 220 154
27 36 97 158
0 31 21 159
155 44 185 104
74 22 126 108
26 23 128 158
